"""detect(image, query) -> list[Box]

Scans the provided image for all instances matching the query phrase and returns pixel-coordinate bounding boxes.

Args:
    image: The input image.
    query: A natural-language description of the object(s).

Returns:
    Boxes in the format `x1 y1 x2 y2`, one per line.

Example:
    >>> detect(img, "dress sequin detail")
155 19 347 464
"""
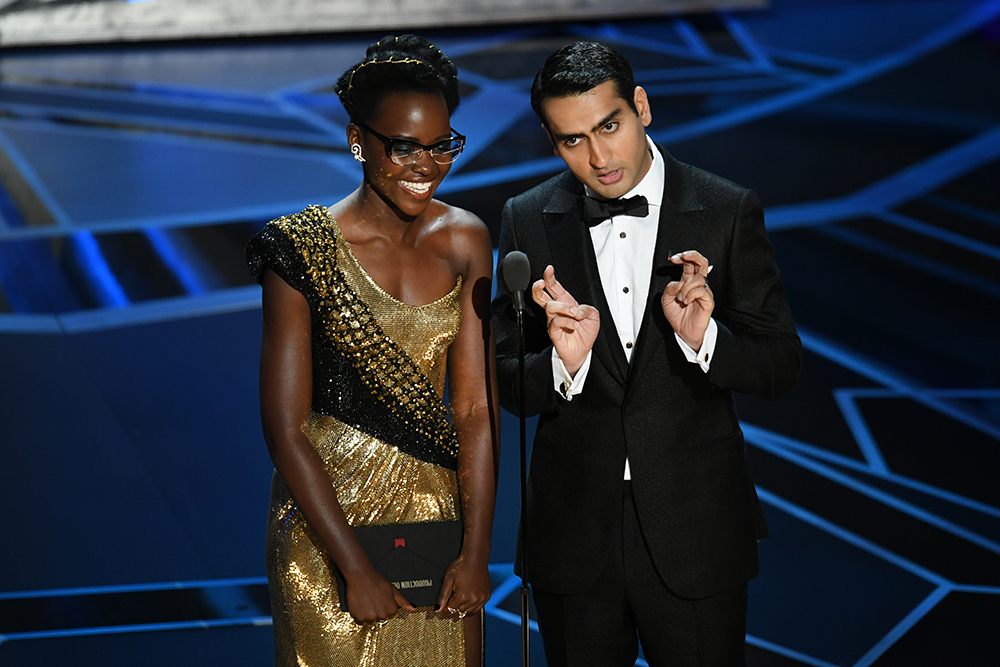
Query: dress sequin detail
247 204 462 470
246 206 470 666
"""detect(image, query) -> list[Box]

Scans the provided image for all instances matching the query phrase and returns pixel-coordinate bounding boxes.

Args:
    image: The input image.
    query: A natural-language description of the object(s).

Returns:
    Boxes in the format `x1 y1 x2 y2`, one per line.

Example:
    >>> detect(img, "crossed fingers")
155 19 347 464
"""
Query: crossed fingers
531 265 583 330
532 265 576 309
667 250 714 305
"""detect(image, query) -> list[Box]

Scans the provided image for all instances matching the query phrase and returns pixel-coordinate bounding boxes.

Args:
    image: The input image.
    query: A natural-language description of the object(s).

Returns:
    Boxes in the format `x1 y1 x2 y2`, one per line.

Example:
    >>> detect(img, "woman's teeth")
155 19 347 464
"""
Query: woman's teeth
401 181 431 195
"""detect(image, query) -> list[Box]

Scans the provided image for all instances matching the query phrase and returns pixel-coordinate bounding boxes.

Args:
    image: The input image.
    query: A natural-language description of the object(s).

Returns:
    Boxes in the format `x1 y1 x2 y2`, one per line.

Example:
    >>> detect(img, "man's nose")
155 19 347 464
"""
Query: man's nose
589 140 609 169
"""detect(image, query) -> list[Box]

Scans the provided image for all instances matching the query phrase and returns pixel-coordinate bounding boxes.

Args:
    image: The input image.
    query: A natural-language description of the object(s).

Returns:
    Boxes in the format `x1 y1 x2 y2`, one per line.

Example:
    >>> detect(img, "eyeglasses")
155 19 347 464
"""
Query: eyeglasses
358 124 466 165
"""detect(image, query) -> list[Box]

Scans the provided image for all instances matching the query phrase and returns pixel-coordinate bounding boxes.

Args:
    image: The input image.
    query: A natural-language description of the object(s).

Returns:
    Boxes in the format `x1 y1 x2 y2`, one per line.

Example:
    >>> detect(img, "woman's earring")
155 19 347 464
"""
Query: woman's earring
351 143 365 162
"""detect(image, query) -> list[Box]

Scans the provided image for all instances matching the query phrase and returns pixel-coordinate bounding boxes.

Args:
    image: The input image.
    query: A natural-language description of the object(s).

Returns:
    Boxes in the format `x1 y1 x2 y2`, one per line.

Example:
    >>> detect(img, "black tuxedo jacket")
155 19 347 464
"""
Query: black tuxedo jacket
492 146 801 600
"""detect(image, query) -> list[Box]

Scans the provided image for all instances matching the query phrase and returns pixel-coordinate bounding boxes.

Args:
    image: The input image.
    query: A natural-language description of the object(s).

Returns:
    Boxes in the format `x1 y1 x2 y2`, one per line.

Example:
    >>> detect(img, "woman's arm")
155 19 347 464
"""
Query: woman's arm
259 268 414 623
436 218 501 616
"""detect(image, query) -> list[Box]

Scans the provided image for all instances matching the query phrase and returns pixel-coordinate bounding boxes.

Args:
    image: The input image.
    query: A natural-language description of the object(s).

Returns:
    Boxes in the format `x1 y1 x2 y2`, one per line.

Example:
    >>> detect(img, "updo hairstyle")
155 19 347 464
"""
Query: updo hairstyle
334 34 460 125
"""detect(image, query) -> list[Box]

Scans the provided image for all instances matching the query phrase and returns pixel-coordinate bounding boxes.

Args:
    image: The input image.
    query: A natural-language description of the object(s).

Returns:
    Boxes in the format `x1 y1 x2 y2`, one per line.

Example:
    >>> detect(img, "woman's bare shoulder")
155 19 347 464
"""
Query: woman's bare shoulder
424 203 492 276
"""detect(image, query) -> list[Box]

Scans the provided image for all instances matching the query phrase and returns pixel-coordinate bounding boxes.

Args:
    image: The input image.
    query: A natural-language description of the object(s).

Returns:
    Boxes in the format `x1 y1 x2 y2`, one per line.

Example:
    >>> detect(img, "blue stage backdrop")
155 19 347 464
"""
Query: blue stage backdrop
1 1 999 665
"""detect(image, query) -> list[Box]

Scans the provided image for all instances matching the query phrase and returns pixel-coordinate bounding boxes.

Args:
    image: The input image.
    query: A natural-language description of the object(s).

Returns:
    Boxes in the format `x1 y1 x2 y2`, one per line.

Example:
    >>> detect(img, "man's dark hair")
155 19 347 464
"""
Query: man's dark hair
334 34 460 124
530 41 638 127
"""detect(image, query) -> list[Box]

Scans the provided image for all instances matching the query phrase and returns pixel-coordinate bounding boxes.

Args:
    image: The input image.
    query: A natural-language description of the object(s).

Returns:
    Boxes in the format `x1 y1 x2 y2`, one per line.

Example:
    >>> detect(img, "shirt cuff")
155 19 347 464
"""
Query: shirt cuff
675 318 718 373
552 348 592 400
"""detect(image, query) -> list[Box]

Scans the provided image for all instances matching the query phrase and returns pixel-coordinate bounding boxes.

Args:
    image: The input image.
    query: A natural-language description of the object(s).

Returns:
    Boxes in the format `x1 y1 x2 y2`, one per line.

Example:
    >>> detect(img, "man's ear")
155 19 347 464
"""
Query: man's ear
634 86 652 127
541 122 554 144
541 122 559 156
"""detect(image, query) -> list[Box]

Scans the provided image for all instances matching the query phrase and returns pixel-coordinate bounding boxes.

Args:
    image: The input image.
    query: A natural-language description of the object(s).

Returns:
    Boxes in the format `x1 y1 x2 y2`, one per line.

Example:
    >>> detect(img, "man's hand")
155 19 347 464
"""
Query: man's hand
531 265 599 376
661 250 714 350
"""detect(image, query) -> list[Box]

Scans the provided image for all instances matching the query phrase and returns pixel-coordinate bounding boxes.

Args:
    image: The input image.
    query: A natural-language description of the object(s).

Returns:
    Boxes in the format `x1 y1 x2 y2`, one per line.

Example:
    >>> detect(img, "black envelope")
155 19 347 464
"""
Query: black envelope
335 520 463 611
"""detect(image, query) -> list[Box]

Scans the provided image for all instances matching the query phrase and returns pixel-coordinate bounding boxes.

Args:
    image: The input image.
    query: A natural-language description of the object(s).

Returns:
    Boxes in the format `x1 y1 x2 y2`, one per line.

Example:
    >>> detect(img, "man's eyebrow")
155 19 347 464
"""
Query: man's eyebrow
552 108 623 143
590 109 621 134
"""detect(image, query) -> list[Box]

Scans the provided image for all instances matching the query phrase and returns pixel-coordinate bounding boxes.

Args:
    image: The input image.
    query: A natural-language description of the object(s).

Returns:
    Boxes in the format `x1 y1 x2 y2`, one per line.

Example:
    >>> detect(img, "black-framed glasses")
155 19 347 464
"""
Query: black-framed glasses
358 124 466 165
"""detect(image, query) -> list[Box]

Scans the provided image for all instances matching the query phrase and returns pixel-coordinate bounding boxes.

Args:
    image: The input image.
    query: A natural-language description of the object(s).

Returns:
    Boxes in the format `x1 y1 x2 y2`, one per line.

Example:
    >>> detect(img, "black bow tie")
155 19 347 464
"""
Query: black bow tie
580 194 649 226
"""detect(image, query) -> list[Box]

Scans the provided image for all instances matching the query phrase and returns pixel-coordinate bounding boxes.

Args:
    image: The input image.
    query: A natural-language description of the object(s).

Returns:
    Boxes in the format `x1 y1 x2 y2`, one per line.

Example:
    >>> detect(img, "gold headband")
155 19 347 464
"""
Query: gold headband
346 38 455 90
347 57 431 90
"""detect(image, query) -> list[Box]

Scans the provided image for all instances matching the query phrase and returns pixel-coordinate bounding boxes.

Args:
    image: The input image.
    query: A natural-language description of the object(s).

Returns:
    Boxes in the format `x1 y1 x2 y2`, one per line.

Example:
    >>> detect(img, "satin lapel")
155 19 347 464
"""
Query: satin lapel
542 180 629 385
628 148 705 380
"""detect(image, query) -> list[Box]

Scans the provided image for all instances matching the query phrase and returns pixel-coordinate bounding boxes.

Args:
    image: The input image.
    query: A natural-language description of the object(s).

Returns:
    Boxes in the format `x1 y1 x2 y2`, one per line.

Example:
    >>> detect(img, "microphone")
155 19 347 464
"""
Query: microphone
498 250 531 313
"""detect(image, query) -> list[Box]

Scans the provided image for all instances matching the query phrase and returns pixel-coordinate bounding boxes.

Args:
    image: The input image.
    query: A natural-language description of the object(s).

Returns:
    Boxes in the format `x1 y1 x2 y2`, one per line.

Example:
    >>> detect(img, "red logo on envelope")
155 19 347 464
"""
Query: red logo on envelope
394 538 406 548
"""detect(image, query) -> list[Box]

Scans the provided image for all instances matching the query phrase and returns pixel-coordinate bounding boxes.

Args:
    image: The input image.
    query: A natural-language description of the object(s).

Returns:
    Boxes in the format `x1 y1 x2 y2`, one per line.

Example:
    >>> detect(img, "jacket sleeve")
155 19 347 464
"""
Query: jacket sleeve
708 189 802 399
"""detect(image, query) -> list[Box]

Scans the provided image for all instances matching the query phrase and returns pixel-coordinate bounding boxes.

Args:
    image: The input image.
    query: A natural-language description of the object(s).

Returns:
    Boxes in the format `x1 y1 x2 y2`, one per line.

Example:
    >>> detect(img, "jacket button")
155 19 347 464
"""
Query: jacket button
624 403 637 415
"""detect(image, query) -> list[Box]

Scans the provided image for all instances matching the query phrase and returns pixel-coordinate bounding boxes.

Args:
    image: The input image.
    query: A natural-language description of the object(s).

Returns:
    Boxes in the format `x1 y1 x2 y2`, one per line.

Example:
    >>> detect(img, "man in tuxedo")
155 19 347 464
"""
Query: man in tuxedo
492 42 801 666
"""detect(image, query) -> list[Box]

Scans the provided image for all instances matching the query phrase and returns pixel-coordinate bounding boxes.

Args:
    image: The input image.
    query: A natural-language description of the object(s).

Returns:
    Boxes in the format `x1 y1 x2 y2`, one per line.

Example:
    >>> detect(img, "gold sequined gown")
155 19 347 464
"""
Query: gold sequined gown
247 205 468 667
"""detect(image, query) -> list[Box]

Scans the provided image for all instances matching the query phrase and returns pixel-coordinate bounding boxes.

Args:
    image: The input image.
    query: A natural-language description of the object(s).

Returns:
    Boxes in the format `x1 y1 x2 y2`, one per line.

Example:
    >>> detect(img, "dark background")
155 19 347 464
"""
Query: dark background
1 0 998 665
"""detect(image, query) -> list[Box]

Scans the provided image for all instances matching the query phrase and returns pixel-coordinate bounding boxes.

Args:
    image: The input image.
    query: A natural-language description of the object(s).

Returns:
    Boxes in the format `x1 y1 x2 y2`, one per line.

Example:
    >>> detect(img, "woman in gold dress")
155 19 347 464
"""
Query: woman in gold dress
246 35 499 667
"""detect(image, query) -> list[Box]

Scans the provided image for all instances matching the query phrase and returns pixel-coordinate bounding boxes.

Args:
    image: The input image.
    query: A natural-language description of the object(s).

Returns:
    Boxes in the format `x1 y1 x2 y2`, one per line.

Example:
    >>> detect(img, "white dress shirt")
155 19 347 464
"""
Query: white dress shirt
551 137 719 479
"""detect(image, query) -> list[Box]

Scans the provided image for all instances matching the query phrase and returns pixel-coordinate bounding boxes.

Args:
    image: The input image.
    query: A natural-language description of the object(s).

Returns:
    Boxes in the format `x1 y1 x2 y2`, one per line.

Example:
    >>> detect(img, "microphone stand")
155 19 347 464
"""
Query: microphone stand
514 288 530 667
499 250 532 667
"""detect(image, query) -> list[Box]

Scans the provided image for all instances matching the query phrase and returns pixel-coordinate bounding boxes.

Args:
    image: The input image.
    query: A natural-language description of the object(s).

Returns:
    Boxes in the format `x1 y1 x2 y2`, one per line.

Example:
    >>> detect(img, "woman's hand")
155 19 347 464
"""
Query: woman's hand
345 566 416 624
436 553 491 616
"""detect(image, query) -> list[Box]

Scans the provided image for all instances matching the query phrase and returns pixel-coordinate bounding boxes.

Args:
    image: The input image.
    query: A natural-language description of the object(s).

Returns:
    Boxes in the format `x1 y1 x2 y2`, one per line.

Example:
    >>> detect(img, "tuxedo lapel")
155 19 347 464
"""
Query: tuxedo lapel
542 176 629 384
628 147 706 380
